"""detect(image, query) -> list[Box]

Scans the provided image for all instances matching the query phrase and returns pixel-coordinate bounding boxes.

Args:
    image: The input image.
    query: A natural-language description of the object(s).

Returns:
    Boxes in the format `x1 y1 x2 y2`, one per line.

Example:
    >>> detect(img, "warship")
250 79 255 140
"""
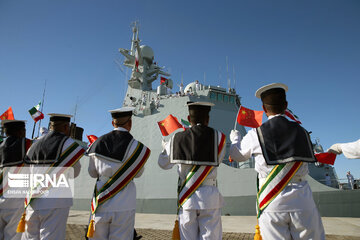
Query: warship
71 23 360 217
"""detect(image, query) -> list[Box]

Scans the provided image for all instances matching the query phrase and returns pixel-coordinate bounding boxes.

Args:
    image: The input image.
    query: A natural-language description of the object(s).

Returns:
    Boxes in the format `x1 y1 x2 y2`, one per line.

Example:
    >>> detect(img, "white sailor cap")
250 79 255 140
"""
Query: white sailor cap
48 113 72 122
255 83 288 99
187 102 215 112
109 107 135 118
1 119 26 128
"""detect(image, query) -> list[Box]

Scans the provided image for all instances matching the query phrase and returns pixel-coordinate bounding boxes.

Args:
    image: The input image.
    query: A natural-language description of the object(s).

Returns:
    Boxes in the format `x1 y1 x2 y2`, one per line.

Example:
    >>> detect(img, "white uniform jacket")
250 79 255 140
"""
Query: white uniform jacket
229 114 317 213
27 137 82 210
88 127 144 212
158 131 225 210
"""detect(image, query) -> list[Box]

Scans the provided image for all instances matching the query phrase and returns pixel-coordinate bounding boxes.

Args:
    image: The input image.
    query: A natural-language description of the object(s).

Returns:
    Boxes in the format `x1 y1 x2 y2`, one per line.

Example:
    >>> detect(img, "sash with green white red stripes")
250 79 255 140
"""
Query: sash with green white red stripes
177 131 226 210
90 140 150 215
23 141 85 209
256 161 303 218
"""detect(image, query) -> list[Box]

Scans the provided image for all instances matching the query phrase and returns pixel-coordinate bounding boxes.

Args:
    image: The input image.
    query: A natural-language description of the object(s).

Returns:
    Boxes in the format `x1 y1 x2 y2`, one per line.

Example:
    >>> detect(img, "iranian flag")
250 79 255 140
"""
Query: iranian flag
181 118 190 129
28 102 44 122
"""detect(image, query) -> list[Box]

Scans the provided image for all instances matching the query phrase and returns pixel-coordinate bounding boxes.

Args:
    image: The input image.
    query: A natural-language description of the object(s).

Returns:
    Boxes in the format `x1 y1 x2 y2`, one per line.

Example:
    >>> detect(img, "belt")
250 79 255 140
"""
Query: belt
202 179 217 186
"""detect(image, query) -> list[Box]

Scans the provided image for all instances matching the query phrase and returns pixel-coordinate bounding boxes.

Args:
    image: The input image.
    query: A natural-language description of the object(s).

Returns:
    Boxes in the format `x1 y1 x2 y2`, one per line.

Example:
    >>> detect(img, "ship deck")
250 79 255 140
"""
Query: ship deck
66 210 360 239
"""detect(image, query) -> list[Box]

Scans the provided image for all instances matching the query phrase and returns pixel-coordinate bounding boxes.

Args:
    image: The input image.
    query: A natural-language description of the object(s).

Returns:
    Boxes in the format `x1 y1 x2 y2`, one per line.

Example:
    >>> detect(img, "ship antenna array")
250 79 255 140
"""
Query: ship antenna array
226 56 230 91
130 21 139 55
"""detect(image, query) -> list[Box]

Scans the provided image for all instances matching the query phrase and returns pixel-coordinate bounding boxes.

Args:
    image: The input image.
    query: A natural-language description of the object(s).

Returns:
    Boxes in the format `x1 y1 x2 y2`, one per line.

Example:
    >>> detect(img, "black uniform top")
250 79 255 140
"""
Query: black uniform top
87 130 133 162
170 124 220 166
0 136 27 168
26 131 69 164
256 115 316 165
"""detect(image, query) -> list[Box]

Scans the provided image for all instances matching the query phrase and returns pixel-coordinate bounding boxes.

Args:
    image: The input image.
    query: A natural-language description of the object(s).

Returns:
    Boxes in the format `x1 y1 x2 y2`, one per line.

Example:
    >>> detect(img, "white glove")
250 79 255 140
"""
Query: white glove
327 143 342 155
161 139 168 150
230 130 242 143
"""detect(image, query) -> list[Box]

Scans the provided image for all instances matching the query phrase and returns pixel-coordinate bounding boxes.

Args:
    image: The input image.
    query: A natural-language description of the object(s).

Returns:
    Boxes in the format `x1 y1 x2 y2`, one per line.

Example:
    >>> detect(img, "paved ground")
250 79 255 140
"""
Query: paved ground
66 211 360 239
66 224 360 240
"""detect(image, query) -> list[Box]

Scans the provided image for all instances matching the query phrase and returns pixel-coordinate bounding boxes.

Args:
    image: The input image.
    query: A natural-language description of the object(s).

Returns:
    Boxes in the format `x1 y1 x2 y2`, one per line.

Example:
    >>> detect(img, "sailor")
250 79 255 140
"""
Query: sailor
346 171 355 190
229 83 325 240
86 107 150 240
325 173 331 187
0 120 31 240
177 83 184 96
195 80 200 92
158 102 226 240
22 114 85 240
328 139 360 159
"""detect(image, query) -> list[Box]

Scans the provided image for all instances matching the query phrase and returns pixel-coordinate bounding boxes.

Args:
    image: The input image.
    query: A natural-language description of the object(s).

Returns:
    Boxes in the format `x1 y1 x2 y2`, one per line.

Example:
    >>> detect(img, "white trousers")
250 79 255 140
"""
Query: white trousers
22 208 70 240
259 208 325 240
0 208 23 240
179 208 222 240
89 210 135 240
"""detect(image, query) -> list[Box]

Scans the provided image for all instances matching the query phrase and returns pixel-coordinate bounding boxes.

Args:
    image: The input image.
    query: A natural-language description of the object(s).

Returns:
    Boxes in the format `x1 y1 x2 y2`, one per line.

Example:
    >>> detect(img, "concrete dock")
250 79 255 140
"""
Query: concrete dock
66 210 360 239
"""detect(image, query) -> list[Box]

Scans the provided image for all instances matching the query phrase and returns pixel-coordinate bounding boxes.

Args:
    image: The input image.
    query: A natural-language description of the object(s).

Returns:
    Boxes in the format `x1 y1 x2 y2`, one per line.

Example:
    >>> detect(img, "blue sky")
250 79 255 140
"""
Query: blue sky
1 0 359 179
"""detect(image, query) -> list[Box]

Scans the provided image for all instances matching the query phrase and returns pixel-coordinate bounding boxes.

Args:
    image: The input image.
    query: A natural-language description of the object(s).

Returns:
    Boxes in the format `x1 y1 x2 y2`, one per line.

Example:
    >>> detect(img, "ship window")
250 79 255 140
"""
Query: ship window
229 96 235 103
223 95 229 103
210 92 216 100
217 93 223 101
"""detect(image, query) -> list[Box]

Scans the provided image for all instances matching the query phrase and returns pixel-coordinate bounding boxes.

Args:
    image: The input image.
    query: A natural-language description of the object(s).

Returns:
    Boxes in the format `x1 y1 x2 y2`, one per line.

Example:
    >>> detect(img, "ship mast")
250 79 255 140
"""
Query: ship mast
130 21 139 56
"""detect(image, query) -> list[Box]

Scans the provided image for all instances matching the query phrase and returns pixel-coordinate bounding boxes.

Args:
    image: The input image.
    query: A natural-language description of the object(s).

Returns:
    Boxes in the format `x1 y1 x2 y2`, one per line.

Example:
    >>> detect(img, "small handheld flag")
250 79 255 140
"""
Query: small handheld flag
87 135 98 146
236 106 263 128
28 102 44 122
315 152 336 165
181 118 190 129
157 114 183 136
0 107 14 120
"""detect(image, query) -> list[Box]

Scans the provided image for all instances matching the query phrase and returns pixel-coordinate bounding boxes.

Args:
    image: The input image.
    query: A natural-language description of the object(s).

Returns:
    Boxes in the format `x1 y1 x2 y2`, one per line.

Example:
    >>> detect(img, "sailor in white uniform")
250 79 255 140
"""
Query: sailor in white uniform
229 83 325 240
23 114 83 240
328 139 360 159
0 120 30 240
87 107 150 240
158 102 226 240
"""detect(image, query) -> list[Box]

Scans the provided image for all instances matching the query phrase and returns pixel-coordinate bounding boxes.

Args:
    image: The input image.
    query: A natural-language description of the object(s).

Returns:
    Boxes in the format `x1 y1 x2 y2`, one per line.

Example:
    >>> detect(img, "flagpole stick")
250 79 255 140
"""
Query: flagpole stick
31 121 36 139
233 105 241 130
37 80 47 138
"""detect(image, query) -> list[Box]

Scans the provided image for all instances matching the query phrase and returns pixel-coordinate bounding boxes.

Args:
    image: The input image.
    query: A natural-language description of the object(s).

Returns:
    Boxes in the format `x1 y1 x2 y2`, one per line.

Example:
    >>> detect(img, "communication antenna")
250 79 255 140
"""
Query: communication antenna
73 96 79 123
226 56 230 91
218 66 222 87
203 72 206 85
130 21 139 56
233 65 236 90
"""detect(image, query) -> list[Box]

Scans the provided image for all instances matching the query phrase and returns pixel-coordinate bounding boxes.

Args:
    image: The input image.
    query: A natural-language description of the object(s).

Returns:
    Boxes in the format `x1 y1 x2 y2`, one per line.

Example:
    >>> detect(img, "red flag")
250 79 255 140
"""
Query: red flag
315 152 336 165
135 50 139 72
157 114 183 136
0 107 14 120
87 135 98 146
160 77 167 85
236 106 263 128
